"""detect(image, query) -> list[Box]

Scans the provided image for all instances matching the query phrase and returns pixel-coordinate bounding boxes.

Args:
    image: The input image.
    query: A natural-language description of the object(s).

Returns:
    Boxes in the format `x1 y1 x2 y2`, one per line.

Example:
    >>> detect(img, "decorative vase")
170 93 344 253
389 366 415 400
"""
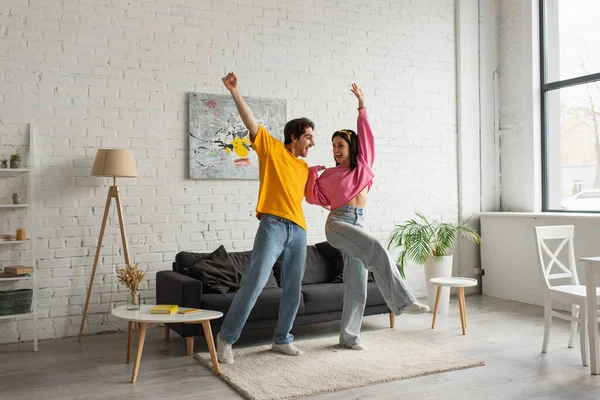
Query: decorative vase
127 291 140 310
424 255 453 315
0 164 6 169
16 228 26 241
10 160 21 169
12 193 21 204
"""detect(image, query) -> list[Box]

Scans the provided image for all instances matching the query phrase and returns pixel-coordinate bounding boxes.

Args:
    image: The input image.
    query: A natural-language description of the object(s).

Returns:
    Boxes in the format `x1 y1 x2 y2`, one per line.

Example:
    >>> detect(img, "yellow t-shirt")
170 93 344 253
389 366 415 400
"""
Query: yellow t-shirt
252 124 308 230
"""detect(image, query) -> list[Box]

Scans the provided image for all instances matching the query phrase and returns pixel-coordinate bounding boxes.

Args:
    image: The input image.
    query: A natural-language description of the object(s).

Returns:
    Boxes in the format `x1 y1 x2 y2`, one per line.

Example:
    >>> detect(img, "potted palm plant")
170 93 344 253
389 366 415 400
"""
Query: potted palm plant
387 212 481 314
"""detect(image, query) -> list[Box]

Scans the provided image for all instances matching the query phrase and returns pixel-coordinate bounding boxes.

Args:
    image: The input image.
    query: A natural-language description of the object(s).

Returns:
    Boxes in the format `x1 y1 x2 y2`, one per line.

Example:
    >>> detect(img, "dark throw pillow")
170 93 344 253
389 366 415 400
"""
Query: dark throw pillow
302 245 337 285
230 251 279 290
314 241 375 283
184 245 241 294
314 241 345 282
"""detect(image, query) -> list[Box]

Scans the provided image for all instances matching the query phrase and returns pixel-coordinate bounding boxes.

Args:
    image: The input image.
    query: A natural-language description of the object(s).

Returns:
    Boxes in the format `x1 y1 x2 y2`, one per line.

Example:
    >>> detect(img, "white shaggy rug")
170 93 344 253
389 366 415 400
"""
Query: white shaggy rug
195 329 484 400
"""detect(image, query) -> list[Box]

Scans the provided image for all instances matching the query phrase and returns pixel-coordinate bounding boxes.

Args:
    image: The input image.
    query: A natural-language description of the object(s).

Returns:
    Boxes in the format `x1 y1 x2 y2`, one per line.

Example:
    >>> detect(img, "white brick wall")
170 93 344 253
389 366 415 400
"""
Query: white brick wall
0 0 457 344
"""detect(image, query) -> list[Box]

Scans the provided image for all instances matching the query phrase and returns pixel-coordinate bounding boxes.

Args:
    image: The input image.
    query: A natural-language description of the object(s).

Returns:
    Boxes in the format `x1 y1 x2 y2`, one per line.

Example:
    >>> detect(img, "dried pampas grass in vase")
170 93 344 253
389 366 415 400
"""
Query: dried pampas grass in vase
116 263 149 310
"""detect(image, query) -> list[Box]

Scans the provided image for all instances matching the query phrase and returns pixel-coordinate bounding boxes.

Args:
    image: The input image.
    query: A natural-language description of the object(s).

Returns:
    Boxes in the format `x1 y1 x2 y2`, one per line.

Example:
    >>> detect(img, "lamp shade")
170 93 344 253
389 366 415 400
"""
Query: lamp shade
91 149 137 178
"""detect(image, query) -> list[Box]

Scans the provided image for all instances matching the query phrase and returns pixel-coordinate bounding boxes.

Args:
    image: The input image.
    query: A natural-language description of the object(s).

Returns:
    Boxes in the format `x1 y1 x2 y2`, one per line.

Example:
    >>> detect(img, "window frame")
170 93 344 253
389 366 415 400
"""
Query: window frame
539 0 600 212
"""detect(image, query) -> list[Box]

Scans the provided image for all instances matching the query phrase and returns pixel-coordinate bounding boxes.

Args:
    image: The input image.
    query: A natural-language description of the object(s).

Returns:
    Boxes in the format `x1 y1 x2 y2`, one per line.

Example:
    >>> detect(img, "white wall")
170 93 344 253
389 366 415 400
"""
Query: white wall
481 212 600 308
0 0 458 343
497 0 542 212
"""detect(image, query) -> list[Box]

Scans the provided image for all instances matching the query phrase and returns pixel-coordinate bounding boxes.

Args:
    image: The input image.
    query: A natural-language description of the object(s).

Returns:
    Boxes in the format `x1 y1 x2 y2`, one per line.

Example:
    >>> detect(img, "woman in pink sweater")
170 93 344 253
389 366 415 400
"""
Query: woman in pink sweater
306 84 429 350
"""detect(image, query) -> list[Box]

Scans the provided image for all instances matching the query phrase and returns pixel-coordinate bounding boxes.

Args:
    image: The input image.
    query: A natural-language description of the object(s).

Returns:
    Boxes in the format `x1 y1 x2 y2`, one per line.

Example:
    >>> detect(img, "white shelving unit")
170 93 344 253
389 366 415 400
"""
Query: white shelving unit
0 124 37 351
0 275 32 282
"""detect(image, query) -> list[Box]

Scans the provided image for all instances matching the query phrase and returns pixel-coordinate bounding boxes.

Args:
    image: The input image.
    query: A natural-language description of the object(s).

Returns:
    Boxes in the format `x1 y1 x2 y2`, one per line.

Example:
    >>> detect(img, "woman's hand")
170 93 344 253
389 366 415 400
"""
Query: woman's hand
350 83 364 109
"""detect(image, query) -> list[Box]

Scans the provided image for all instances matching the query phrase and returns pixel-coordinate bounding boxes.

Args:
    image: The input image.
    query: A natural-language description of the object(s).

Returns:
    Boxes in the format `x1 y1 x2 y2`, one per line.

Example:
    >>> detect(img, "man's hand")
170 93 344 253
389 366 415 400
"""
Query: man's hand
222 72 238 92
351 83 365 109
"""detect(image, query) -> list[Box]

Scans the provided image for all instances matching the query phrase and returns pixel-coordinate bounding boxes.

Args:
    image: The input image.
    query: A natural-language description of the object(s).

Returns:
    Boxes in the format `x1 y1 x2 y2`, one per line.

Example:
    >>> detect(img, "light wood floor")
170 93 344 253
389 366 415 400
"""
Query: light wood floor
1 295 600 400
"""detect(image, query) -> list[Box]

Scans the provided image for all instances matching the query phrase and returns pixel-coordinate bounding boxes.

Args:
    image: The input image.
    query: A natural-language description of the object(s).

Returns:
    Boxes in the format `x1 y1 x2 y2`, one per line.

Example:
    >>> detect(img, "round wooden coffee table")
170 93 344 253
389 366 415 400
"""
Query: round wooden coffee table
111 305 223 382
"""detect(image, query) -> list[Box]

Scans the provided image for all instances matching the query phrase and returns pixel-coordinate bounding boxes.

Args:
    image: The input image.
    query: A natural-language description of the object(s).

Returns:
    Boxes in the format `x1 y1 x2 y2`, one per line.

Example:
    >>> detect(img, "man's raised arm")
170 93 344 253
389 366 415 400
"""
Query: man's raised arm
222 72 260 141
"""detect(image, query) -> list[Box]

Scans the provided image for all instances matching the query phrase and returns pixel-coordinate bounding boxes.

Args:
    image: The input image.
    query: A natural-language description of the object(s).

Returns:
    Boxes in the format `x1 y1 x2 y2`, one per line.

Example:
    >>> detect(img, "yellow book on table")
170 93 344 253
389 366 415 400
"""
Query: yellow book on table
178 308 202 315
150 304 178 314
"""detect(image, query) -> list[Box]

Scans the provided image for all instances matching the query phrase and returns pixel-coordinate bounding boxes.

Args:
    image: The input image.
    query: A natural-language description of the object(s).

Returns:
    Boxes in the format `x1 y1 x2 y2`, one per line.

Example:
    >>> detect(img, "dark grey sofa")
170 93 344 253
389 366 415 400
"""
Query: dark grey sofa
156 242 392 340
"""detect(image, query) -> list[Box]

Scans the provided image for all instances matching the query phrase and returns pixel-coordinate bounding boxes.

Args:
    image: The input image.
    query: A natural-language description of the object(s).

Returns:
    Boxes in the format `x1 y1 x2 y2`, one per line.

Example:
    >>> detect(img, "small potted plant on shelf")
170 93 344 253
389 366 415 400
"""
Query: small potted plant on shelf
9 151 21 169
0 157 7 169
387 212 481 313
116 263 149 310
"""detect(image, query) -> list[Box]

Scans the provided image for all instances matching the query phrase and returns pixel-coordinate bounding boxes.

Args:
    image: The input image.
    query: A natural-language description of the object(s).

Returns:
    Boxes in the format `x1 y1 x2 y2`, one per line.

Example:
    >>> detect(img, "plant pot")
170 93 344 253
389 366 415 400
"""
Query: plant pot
424 255 453 315
0 164 6 169
10 160 22 169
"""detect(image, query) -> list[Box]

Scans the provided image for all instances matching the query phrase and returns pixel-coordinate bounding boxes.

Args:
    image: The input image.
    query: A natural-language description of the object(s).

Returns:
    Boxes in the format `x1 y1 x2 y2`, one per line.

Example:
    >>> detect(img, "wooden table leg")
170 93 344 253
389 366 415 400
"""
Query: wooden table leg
431 286 442 329
186 337 194 356
164 325 169 338
585 262 600 374
131 322 148 383
127 321 132 364
457 288 466 335
460 289 467 328
202 320 220 376
389 312 395 328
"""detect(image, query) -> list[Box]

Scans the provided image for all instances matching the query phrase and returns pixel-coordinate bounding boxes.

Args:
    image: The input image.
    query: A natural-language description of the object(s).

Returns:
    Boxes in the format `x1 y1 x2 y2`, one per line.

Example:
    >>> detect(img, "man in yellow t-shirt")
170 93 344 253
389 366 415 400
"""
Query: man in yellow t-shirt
216 72 315 364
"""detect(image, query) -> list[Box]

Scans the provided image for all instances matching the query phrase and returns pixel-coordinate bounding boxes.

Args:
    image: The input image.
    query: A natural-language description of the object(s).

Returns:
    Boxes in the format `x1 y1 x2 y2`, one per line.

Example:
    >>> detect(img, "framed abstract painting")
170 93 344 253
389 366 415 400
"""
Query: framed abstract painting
189 92 287 180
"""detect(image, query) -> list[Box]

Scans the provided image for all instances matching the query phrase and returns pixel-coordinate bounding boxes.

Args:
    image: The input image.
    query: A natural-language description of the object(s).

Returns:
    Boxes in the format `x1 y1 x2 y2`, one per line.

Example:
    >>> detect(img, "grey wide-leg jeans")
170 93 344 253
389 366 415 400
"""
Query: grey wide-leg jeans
325 206 417 347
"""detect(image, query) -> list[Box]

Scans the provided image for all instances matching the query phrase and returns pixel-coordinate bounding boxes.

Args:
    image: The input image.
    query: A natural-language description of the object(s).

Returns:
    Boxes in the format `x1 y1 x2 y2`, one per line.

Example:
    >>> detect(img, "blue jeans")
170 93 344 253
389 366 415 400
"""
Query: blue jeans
219 214 307 345
325 206 417 347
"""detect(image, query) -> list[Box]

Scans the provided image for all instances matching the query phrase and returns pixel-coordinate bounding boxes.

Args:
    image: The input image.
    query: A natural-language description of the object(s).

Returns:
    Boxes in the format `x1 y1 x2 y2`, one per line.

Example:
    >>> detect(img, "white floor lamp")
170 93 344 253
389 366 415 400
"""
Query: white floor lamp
78 149 137 342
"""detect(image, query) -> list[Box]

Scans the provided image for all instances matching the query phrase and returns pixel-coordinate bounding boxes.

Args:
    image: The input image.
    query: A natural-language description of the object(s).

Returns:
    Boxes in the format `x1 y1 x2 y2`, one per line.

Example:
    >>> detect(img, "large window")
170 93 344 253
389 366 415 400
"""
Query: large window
541 0 600 211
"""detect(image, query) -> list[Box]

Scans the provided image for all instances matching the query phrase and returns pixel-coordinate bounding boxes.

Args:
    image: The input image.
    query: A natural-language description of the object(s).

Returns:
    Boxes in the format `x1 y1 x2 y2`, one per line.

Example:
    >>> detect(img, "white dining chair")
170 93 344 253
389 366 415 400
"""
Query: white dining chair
534 225 600 366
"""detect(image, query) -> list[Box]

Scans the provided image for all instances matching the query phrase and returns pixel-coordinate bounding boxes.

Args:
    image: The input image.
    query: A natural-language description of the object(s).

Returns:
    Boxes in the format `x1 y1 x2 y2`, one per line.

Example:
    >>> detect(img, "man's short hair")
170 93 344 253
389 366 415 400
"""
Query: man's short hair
284 118 315 145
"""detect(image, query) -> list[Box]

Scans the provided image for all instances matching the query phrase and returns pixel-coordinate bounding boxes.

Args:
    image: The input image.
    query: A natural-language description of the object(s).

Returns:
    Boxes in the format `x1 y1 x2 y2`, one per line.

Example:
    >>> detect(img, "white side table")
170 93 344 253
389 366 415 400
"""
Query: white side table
111 305 223 382
579 257 600 375
429 277 478 335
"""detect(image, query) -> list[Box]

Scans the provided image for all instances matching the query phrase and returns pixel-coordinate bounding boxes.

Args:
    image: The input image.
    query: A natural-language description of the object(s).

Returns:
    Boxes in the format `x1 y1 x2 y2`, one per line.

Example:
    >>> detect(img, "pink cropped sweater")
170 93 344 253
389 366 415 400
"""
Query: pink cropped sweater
305 107 375 210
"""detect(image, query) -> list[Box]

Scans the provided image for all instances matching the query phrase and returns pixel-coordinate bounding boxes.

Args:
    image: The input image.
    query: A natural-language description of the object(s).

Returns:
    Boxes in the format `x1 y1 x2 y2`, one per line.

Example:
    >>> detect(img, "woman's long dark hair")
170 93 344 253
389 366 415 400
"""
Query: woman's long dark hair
332 129 358 170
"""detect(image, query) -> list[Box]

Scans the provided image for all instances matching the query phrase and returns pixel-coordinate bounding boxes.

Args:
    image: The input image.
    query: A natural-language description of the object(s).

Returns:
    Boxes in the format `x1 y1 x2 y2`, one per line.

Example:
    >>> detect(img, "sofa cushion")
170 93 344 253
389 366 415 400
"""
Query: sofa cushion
303 245 337 284
301 282 387 314
314 241 375 283
272 244 336 286
200 288 305 321
365 282 386 305
183 245 240 294
228 250 278 289
176 248 278 291
175 251 211 274
314 241 344 281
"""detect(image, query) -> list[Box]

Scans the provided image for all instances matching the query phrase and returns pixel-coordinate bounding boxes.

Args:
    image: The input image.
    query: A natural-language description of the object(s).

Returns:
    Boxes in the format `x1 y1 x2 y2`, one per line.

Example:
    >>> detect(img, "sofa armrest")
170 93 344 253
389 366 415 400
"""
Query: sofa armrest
156 270 203 308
